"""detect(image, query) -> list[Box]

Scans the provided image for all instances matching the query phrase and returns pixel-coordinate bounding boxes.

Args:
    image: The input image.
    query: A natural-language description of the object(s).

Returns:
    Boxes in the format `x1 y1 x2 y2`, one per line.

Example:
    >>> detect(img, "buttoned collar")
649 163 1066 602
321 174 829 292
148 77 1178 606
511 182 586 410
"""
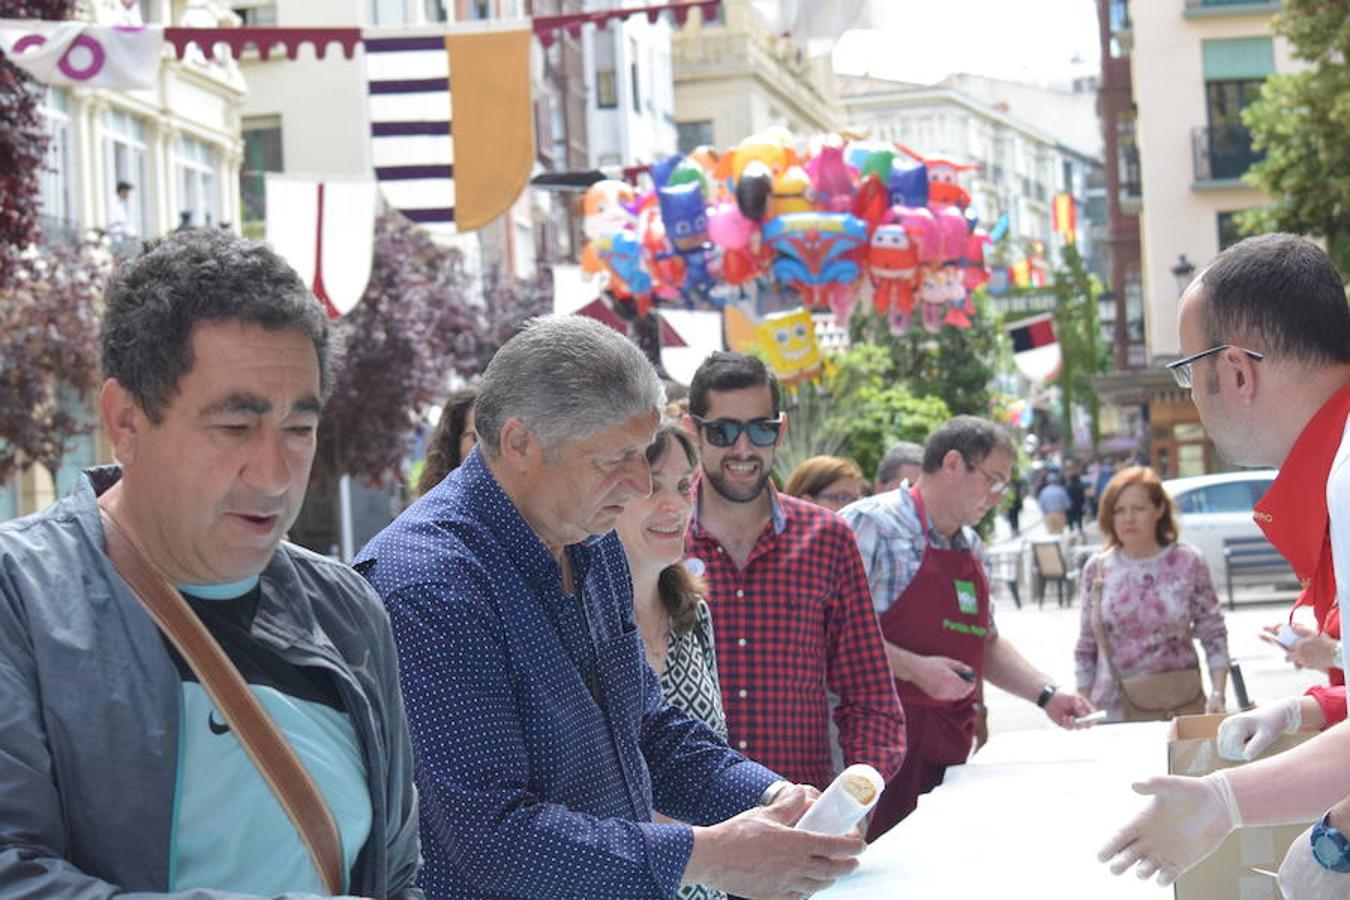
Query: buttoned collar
689 471 787 539
438 446 593 593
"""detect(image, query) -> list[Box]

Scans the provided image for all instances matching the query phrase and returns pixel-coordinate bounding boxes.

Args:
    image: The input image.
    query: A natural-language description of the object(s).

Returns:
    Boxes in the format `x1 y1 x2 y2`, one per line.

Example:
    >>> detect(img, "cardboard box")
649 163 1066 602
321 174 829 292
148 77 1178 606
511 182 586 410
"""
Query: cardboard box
1167 713 1315 900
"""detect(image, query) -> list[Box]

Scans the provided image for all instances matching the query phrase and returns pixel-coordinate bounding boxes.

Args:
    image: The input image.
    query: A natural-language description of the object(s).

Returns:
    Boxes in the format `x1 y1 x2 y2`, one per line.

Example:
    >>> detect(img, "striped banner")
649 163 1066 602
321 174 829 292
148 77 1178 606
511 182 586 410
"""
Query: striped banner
364 25 533 234
364 34 457 230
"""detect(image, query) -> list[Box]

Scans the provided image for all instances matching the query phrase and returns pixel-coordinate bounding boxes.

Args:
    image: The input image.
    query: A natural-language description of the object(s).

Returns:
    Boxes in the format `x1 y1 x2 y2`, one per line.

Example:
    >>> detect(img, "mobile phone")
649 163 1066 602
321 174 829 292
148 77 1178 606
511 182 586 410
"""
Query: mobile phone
957 669 977 683
1075 710 1108 725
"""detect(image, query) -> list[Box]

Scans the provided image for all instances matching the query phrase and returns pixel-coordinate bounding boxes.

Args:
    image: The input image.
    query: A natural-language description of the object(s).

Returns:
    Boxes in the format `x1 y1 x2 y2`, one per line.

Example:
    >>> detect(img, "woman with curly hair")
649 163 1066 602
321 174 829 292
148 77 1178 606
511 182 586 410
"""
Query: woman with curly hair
416 386 478 496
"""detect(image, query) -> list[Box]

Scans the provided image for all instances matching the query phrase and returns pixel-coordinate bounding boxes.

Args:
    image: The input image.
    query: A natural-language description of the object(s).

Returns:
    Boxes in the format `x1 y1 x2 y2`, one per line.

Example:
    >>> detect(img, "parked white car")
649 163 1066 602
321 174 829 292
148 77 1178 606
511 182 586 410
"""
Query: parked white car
1163 470 1294 591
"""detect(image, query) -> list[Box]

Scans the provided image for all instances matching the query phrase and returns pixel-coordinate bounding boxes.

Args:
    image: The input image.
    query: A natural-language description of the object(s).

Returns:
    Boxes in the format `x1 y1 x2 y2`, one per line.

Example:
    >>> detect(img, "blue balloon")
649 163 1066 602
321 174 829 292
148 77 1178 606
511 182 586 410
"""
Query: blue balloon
888 163 929 208
649 154 684 189
989 213 1011 243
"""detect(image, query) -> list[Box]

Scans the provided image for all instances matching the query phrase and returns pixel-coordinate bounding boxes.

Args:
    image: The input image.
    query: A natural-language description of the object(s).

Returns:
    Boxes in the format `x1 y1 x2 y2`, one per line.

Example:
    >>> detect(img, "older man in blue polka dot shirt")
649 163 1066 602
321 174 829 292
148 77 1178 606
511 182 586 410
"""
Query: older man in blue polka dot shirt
357 316 865 899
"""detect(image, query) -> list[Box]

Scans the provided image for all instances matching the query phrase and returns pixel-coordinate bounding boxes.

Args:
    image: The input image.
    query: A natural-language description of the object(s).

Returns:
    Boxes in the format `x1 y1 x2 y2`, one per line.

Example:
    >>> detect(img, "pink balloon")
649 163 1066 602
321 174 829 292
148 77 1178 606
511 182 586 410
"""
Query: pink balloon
708 201 756 250
931 205 968 262
892 205 939 263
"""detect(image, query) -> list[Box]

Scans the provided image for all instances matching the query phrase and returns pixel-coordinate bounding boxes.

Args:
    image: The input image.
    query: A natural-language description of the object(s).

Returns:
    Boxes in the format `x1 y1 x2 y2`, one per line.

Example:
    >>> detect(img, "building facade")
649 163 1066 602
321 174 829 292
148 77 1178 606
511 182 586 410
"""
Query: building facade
2 0 246 520
835 75 1103 270
671 0 837 151
1095 0 1289 478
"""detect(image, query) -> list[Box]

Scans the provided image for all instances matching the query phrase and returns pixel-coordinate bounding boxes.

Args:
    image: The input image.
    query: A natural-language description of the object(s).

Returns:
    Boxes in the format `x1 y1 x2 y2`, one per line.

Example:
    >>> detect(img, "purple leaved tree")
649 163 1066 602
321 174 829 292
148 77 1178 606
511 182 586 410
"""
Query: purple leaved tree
316 212 551 485
0 237 112 487
0 0 74 287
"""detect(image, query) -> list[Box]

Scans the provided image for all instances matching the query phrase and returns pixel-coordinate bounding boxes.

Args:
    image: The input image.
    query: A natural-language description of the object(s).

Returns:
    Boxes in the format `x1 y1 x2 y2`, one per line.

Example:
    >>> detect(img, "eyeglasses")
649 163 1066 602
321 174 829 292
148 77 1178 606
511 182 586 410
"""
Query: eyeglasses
1165 345 1264 389
965 460 1010 495
691 415 783 448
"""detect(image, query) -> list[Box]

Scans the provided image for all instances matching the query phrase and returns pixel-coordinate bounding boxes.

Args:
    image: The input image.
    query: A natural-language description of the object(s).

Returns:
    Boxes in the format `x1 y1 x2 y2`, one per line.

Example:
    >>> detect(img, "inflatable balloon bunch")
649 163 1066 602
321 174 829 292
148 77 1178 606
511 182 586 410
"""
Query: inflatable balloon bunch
580 130 994 334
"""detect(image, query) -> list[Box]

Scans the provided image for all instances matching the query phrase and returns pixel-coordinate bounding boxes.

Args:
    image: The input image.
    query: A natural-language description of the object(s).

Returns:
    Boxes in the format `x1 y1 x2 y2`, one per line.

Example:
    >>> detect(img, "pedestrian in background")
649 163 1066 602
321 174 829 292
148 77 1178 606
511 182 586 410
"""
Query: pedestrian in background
1073 466 1229 722
784 455 868 512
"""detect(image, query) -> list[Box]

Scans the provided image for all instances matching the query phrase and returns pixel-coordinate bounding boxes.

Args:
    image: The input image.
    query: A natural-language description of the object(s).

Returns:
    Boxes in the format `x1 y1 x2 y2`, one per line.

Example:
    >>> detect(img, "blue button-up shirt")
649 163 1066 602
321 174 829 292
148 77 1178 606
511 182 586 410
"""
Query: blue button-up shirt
355 449 778 899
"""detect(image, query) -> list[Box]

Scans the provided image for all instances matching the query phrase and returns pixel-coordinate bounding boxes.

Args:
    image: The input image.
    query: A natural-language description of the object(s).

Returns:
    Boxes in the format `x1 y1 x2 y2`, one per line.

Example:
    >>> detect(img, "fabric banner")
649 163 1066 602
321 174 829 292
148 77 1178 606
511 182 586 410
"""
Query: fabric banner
364 24 533 235
1052 192 1076 242
1006 313 1061 383
265 175 377 318
0 19 162 89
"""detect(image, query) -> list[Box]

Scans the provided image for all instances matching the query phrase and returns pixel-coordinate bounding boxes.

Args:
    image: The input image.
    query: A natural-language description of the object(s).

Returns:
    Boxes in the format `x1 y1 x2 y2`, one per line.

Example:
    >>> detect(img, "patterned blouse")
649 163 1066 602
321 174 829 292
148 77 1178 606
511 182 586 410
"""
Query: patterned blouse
659 598 729 900
1074 542 1229 719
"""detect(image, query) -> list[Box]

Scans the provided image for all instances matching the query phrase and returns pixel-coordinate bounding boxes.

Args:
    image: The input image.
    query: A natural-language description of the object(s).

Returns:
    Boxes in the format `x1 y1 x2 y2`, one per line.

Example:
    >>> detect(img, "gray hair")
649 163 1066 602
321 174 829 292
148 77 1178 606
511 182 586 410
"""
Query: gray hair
876 441 924 486
475 315 665 457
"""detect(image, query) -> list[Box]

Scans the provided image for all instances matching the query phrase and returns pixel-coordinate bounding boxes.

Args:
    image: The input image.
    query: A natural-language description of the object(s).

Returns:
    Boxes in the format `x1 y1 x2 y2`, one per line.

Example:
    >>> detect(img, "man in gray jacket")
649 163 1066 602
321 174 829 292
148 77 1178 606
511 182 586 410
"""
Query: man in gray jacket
0 230 422 898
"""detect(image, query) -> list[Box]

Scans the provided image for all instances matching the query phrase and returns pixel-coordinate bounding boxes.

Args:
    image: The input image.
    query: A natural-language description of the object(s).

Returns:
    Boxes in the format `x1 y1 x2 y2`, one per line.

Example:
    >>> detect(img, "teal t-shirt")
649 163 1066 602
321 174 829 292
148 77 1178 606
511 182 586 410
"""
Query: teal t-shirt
166 578 372 894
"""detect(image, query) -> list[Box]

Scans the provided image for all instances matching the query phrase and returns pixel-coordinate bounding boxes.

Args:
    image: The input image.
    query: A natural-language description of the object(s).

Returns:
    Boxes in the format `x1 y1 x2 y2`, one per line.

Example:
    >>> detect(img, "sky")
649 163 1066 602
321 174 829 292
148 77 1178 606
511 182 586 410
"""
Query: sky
831 0 1101 87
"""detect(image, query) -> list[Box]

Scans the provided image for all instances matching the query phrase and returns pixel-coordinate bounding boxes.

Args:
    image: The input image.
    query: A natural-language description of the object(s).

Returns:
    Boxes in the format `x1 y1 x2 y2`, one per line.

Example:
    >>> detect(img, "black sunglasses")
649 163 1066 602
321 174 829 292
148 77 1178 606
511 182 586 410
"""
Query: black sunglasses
691 415 783 448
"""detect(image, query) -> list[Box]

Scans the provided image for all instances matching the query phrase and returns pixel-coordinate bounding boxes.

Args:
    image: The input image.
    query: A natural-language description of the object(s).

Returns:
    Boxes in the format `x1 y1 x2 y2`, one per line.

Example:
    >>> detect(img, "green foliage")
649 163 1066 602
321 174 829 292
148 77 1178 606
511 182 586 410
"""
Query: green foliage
775 343 950 482
849 293 1000 417
1238 0 1350 271
1049 243 1104 454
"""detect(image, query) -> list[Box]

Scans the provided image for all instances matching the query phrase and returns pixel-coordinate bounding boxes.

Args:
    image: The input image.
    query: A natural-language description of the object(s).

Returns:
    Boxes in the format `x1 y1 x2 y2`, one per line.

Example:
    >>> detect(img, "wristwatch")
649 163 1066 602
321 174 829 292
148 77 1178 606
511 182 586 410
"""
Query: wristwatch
1311 811 1350 872
1036 683 1058 709
759 779 791 806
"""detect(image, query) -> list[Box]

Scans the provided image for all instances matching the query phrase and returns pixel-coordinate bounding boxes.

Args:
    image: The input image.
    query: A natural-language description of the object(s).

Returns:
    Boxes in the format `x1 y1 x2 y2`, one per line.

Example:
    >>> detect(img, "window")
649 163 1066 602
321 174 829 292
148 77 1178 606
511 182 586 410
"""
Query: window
1177 481 1254 515
241 118 283 231
368 0 405 26
52 385 95 500
676 120 713 154
423 0 449 21
102 108 150 239
175 135 219 228
1216 211 1245 250
231 2 277 25
629 37 640 114
471 0 490 18
38 87 77 233
0 471 16 522
594 33 617 109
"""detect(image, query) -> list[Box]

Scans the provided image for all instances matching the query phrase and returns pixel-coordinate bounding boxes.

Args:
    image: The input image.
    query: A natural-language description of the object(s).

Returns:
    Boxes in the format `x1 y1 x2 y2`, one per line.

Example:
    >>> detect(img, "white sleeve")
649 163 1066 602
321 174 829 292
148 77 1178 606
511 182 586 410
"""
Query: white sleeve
1329 416 1350 663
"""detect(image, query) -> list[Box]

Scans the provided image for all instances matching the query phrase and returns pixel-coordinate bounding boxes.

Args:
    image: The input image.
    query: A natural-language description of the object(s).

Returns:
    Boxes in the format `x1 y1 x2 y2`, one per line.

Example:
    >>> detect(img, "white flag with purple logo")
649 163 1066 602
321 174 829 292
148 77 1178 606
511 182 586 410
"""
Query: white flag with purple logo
0 19 162 89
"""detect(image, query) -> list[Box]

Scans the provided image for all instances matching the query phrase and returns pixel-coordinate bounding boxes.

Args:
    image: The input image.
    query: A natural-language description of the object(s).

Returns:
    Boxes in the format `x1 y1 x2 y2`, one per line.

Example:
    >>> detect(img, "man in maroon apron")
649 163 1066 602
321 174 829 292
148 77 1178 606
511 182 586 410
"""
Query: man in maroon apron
841 416 1094 839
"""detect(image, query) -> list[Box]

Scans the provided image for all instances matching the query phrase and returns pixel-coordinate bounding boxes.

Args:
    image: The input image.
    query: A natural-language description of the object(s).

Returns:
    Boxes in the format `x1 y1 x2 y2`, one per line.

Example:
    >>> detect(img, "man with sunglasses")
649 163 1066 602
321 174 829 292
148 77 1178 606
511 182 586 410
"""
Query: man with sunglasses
1099 234 1350 893
841 415 1095 838
682 352 906 802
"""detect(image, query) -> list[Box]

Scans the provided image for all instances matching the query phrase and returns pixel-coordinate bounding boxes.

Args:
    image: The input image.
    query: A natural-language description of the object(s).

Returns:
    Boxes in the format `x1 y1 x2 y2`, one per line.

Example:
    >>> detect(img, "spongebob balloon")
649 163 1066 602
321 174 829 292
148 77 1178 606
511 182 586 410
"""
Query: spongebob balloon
725 304 822 387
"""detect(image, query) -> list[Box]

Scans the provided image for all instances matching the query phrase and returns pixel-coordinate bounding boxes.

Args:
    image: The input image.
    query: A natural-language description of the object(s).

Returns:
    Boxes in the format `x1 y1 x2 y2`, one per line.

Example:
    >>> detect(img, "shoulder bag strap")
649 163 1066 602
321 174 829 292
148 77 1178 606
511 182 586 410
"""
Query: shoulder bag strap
1088 553 1129 689
99 506 344 895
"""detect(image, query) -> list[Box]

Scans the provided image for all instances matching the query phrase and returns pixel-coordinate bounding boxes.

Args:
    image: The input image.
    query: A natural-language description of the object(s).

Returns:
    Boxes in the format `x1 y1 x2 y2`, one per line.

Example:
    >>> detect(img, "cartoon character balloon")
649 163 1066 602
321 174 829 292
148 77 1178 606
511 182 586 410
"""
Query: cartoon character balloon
763 212 868 323
580 179 637 273
868 223 918 334
725 303 823 387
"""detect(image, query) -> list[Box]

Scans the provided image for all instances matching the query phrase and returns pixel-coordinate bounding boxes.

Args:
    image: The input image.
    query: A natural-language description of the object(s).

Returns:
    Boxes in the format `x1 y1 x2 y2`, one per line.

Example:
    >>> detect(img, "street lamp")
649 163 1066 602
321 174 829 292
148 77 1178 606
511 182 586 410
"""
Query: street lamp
1171 254 1196 294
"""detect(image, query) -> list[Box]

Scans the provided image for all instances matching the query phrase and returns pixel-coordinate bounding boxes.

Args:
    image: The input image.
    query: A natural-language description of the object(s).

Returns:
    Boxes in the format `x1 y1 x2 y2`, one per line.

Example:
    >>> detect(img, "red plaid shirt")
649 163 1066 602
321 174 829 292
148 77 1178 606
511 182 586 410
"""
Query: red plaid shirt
685 486 906 789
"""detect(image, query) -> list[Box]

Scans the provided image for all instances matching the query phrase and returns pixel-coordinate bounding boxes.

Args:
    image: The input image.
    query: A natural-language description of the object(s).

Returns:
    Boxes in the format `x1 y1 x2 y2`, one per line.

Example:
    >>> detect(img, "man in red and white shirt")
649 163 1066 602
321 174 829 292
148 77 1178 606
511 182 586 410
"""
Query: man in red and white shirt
682 352 906 795
1100 234 1350 893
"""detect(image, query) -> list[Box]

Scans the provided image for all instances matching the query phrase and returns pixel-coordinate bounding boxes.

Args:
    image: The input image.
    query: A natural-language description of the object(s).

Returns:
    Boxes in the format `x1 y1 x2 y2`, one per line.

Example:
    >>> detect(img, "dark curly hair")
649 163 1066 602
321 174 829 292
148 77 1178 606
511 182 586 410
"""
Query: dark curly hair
417 386 478 496
101 229 334 422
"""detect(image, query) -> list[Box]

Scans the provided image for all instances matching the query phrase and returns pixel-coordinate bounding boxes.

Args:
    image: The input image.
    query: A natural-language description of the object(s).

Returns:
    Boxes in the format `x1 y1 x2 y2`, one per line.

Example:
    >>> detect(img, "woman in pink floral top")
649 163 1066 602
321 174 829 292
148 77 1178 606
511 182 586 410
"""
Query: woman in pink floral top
1074 466 1230 720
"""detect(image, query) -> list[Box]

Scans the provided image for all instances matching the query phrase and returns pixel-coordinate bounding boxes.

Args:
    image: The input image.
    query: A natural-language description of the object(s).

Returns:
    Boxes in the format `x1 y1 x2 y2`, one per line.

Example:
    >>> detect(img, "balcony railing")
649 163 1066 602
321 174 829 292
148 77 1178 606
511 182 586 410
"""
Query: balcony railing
1191 123 1264 182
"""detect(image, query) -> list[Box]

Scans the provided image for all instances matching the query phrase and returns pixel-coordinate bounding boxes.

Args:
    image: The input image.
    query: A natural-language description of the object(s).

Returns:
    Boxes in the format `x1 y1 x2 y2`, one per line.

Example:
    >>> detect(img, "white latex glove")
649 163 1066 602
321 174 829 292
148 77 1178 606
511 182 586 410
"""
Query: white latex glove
1278 823 1349 899
1099 772 1242 886
1216 698 1302 761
